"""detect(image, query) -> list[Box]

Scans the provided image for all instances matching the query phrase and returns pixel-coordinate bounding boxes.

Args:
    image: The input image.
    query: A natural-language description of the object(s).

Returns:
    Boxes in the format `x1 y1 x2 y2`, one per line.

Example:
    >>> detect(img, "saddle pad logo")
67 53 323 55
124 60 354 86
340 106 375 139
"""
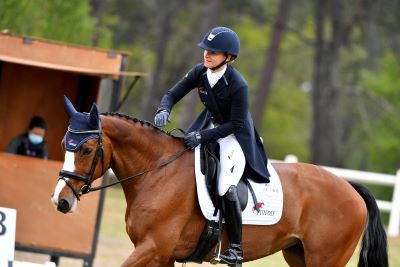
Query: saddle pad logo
252 202 265 212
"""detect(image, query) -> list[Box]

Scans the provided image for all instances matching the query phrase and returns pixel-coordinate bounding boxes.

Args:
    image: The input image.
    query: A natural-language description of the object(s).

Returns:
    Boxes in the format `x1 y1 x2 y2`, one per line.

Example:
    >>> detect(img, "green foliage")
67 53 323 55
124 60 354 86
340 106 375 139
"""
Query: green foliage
235 12 314 162
362 53 400 106
359 52 400 173
262 80 311 161
0 0 99 46
1 0 399 172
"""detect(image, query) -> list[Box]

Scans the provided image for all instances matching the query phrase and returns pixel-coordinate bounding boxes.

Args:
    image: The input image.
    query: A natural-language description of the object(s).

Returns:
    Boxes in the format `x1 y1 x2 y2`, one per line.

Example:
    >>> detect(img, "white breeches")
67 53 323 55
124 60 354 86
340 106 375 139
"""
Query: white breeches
216 134 246 196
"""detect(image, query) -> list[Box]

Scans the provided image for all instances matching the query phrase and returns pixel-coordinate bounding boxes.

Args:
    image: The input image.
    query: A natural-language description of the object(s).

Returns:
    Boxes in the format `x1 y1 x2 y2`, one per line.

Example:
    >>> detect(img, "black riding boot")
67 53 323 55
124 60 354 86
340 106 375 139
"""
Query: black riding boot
219 185 243 266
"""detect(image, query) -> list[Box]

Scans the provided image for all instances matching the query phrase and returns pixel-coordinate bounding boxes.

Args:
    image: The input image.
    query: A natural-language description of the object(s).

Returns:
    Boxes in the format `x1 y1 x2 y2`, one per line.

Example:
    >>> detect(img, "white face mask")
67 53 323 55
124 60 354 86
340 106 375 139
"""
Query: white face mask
28 133 44 144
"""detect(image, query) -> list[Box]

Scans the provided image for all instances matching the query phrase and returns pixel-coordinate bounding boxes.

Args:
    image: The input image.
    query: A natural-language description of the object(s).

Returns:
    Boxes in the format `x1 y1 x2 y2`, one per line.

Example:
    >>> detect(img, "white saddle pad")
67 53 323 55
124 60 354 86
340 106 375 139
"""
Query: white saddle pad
194 146 284 225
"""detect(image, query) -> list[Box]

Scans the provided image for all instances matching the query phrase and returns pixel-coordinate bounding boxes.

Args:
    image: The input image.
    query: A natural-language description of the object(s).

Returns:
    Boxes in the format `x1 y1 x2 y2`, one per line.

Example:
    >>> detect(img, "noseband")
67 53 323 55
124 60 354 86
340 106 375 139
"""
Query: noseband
59 126 104 201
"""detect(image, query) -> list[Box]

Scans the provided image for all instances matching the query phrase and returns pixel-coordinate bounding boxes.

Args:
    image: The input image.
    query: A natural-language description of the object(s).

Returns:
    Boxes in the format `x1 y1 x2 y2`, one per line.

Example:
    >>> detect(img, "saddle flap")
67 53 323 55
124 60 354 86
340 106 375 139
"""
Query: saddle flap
201 142 220 207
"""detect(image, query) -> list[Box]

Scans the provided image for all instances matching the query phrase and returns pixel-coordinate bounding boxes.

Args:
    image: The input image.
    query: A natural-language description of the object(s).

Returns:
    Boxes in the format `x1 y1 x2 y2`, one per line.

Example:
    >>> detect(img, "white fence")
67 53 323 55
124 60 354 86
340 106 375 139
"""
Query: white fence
280 154 400 237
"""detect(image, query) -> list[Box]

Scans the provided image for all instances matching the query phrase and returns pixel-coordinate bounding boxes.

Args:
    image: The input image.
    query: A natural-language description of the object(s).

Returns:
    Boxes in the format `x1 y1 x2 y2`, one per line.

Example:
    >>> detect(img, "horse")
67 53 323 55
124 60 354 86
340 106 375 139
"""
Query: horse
51 100 388 267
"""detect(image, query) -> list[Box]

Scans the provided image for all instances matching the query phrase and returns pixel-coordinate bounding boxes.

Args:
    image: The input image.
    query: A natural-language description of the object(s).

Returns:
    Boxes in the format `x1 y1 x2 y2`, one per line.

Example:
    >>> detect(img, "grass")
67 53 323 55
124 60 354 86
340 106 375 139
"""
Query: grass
16 187 400 266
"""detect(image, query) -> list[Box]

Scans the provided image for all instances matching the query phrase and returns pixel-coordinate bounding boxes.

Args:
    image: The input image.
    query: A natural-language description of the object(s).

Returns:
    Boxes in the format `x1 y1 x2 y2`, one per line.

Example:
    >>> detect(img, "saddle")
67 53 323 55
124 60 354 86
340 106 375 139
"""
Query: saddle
177 142 259 264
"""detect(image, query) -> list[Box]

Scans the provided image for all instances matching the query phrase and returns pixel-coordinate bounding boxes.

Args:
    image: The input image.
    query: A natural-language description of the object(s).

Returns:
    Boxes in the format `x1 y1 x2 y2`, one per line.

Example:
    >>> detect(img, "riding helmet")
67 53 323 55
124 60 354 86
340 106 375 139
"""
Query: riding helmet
197 27 240 58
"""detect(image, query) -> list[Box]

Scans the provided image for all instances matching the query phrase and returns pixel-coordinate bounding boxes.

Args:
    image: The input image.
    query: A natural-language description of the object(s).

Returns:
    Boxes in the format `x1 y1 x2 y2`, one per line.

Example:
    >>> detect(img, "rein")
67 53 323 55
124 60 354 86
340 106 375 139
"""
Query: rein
59 123 191 199
89 147 190 192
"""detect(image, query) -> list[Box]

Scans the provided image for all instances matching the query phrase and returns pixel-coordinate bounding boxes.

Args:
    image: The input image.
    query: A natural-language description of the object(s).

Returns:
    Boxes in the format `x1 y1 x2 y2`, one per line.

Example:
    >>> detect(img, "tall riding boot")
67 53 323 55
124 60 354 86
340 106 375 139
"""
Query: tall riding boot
219 185 243 266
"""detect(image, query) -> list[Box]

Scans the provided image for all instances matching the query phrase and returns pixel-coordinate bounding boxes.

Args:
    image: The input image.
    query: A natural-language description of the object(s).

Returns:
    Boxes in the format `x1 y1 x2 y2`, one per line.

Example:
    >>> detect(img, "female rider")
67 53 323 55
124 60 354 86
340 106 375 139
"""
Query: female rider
154 26 270 266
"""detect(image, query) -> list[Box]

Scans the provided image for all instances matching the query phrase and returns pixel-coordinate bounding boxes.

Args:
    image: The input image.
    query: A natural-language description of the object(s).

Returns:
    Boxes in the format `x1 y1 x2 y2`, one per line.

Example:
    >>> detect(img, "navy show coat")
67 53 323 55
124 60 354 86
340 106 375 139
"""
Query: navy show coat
158 63 270 182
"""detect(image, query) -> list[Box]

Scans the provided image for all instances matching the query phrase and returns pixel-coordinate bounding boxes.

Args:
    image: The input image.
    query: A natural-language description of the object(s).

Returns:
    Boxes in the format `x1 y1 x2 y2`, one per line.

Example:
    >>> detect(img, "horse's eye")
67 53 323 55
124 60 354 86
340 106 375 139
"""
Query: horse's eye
83 148 93 155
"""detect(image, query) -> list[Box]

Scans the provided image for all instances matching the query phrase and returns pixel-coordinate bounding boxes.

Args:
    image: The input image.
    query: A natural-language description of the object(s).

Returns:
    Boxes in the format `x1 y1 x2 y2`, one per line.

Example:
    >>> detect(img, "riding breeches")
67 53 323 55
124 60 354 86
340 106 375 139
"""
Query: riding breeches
216 134 246 196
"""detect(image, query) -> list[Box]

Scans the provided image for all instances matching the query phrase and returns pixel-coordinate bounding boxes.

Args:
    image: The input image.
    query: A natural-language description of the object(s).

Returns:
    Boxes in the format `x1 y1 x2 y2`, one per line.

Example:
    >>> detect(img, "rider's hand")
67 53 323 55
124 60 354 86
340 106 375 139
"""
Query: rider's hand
184 131 202 148
154 110 171 127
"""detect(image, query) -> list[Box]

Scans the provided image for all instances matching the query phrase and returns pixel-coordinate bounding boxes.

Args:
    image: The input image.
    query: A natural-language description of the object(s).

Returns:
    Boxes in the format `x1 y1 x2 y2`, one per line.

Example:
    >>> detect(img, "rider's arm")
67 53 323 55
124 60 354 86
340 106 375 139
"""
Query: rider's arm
157 64 204 112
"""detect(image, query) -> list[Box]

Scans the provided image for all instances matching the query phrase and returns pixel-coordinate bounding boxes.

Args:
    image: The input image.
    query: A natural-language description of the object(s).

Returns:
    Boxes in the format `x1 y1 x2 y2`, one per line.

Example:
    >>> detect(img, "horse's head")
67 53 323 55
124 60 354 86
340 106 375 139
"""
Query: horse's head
51 96 110 213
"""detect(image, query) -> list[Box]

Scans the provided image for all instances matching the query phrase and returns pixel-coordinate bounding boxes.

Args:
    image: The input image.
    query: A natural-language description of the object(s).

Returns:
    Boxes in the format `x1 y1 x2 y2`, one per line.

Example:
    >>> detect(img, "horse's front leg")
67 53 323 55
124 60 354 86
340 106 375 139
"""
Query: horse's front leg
121 242 175 267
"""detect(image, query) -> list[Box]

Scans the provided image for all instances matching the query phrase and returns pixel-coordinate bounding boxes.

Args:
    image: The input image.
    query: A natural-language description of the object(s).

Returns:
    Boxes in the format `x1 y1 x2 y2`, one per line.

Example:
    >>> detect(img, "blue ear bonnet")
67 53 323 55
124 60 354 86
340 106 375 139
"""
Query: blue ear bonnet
63 96 101 152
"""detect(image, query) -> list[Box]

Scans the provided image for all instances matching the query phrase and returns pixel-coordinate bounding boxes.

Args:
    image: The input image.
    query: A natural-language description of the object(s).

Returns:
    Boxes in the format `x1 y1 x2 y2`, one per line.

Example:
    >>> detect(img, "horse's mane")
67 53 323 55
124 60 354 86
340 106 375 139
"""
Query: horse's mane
102 112 179 138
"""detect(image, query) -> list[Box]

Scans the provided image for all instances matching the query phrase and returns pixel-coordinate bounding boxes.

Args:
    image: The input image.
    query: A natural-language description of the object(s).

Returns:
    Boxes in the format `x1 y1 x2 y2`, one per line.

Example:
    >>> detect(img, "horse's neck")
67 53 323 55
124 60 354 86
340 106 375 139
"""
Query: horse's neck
103 116 183 195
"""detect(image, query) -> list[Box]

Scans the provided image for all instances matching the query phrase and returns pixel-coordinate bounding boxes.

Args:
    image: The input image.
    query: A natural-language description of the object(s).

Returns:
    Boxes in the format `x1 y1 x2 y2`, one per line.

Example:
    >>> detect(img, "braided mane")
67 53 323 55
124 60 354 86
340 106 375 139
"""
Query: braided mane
102 112 177 137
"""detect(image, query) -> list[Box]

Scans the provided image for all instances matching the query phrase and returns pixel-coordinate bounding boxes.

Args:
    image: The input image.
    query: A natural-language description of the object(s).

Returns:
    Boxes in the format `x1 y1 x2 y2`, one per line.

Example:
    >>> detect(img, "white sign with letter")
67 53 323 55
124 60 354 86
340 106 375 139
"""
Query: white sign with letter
0 207 17 266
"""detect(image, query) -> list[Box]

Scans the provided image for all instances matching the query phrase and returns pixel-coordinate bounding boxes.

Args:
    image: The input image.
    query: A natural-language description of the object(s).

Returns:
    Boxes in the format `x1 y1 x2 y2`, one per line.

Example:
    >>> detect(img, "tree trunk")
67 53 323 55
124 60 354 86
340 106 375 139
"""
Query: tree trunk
361 0 382 68
252 0 292 128
178 0 222 129
311 0 343 166
140 5 173 121
89 0 103 47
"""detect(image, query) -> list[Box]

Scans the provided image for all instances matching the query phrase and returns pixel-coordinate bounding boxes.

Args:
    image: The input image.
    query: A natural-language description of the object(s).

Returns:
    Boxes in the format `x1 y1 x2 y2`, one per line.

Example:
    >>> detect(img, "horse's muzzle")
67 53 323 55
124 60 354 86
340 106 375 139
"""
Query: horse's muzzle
57 198 71 214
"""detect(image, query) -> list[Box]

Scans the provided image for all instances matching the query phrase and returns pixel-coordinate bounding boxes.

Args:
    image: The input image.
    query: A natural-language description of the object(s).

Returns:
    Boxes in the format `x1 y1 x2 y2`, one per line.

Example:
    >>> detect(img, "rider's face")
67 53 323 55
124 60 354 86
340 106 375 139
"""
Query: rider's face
203 50 231 72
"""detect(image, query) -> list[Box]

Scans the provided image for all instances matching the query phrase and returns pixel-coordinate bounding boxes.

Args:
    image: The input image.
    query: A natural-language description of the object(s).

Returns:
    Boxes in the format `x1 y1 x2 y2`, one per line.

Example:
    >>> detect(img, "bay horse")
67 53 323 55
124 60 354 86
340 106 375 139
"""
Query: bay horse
51 100 388 267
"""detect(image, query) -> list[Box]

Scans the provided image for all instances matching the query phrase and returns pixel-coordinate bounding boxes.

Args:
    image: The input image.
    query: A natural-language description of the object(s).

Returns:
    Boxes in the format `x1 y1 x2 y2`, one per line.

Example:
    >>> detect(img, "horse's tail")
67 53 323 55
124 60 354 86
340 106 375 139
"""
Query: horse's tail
349 181 388 267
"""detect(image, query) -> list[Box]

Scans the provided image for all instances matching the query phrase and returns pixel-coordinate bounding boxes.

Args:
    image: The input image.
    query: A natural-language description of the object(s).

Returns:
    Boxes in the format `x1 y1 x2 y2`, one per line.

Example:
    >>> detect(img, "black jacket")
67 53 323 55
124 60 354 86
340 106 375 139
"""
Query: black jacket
159 64 270 182
5 133 48 159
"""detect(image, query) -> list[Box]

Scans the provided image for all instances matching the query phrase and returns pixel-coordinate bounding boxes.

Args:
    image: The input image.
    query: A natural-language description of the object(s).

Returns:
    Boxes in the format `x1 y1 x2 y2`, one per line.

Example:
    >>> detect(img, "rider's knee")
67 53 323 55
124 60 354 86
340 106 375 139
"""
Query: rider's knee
225 185 238 201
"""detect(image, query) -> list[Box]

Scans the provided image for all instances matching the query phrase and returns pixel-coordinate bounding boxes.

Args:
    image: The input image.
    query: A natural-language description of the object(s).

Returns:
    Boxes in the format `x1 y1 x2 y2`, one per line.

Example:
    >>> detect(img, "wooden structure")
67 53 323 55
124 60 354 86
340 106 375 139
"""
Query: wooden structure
0 153 104 265
0 32 145 266
0 32 140 161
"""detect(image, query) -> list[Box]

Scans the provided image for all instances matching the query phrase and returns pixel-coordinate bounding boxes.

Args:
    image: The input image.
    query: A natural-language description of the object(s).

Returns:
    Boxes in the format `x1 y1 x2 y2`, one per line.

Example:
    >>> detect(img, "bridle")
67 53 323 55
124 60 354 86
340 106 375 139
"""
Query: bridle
58 122 190 201
58 125 105 201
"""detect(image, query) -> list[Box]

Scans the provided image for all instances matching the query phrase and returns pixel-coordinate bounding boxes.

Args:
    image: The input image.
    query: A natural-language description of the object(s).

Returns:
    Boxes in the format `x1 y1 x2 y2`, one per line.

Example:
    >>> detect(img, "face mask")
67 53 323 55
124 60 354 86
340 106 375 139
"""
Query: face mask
28 133 44 144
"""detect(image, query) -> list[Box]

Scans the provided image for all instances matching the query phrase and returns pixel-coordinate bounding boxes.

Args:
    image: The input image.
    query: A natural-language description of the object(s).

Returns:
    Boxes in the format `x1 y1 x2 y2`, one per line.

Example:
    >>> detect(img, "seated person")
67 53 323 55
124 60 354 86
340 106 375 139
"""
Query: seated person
6 115 48 159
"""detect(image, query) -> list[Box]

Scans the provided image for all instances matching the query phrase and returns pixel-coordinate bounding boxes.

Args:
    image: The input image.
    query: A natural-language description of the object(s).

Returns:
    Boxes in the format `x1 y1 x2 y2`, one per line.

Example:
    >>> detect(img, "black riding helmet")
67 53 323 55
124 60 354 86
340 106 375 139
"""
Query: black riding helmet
198 27 240 70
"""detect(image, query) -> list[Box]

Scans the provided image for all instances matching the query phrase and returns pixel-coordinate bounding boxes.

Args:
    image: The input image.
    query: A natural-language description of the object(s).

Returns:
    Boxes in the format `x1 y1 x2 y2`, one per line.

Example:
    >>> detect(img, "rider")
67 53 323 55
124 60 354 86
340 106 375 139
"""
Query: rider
154 26 270 265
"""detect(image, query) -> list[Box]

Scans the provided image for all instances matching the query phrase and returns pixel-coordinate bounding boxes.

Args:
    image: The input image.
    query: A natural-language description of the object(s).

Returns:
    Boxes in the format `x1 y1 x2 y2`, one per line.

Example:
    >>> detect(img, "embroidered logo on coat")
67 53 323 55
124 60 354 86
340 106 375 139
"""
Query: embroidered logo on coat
198 86 207 95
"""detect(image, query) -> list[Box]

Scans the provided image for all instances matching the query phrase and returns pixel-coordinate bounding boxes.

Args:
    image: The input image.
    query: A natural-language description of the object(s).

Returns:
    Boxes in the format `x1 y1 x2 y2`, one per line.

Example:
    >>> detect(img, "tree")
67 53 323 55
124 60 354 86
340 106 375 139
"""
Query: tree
252 0 292 128
0 0 95 46
311 0 344 166
140 1 175 121
178 0 222 129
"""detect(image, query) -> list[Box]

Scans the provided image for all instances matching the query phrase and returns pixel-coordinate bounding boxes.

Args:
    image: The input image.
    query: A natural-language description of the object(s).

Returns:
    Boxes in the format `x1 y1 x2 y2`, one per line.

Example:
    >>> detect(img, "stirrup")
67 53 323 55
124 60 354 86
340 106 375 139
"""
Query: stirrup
212 249 243 267
210 254 242 267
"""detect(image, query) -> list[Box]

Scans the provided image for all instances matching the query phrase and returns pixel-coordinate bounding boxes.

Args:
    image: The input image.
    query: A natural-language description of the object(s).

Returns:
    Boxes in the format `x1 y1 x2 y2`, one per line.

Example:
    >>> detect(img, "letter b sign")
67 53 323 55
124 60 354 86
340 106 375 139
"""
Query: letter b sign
0 207 16 264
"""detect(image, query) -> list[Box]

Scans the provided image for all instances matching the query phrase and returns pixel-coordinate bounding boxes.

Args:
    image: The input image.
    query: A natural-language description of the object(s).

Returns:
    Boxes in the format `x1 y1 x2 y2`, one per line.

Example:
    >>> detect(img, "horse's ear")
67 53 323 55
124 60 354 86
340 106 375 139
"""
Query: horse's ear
63 95 78 118
89 103 100 127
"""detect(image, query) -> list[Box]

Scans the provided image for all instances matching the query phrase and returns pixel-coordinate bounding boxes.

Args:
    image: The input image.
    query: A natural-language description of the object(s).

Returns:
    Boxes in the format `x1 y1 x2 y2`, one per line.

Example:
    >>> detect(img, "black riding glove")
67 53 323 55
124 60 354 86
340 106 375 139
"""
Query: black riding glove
154 109 171 127
184 131 202 148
